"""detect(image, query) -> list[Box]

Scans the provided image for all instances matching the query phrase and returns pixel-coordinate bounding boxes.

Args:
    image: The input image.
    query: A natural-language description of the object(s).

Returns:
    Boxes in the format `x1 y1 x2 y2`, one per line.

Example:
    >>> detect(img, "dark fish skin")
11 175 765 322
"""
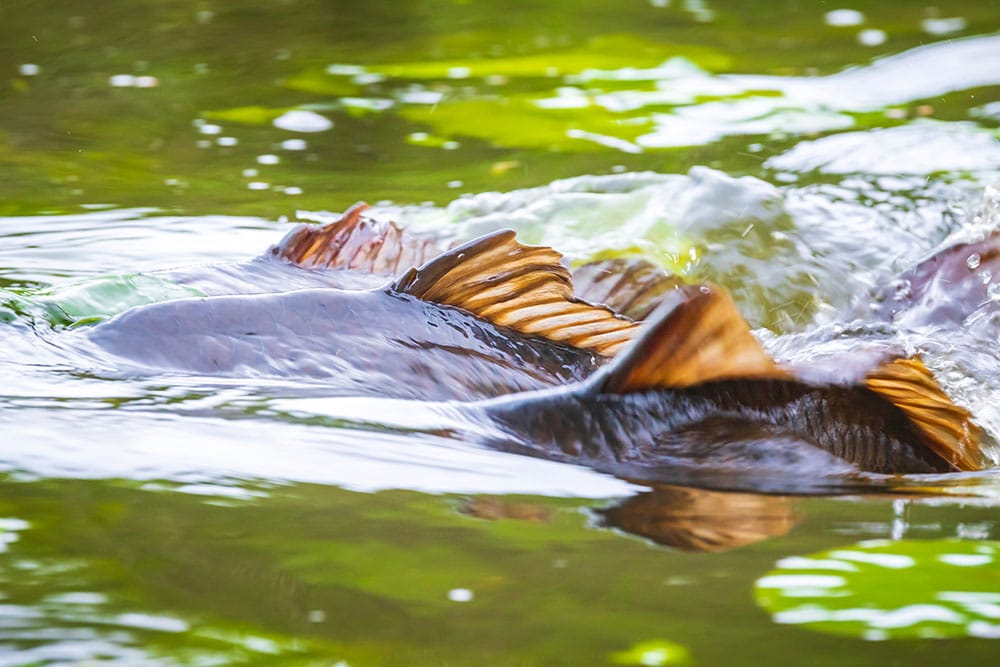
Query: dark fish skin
74 286 600 401
873 231 1000 329
471 376 951 481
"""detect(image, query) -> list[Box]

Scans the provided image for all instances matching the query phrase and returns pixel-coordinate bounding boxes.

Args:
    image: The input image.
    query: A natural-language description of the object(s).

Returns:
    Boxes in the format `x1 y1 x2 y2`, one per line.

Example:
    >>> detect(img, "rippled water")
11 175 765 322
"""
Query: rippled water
2 1 1000 664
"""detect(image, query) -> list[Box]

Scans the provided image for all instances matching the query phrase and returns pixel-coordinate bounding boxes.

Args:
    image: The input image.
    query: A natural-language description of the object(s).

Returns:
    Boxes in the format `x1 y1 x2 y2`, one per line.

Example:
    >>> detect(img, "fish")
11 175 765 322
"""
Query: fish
278 210 998 482
65 204 996 481
462 282 988 483
70 207 649 400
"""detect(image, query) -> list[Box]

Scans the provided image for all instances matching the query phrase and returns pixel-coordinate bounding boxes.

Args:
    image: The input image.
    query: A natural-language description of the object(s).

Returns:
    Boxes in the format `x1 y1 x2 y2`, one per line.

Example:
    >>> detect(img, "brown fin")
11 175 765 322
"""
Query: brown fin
865 357 986 471
271 202 446 275
571 258 684 321
596 283 788 393
393 230 641 356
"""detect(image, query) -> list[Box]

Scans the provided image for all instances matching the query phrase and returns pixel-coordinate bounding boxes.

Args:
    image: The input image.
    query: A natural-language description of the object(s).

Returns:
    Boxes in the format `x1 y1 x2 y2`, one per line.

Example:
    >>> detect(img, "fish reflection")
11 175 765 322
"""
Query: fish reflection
598 484 797 552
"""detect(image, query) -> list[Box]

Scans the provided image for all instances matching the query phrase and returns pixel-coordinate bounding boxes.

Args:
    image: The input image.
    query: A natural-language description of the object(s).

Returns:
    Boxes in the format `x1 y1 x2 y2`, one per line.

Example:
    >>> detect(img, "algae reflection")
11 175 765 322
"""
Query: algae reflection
0 477 722 666
756 538 1000 641
4 476 1000 666
4 1 999 216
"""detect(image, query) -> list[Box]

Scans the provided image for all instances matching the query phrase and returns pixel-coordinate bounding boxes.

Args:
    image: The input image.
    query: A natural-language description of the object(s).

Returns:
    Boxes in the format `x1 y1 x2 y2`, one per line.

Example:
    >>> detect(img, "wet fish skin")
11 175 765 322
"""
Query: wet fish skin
872 229 1000 337
475 376 951 479
76 286 601 401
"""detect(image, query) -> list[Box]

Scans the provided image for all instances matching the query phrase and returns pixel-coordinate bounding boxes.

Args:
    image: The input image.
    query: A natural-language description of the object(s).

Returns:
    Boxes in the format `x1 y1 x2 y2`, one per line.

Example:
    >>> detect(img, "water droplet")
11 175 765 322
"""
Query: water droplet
447 588 473 602
857 29 888 46
891 279 911 301
280 138 307 151
256 154 280 165
273 110 333 133
921 17 967 35
824 9 865 27
967 253 981 270
18 63 40 76
109 74 136 87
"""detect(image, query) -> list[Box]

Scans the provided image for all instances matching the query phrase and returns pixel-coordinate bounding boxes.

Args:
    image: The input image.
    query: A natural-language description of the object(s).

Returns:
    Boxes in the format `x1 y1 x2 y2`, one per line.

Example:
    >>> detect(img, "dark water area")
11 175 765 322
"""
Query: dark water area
2 1 1000 664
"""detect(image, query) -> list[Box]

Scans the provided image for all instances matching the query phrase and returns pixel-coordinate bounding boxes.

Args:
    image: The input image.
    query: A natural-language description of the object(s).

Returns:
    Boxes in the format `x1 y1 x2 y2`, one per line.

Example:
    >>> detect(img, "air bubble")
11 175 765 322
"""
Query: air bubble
967 253 982 270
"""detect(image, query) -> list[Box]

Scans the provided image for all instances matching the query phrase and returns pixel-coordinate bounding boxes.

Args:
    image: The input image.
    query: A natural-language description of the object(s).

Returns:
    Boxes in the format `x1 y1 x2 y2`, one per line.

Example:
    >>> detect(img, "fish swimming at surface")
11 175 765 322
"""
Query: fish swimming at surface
63 203 997 482
462 283 987 481
71 208 644 401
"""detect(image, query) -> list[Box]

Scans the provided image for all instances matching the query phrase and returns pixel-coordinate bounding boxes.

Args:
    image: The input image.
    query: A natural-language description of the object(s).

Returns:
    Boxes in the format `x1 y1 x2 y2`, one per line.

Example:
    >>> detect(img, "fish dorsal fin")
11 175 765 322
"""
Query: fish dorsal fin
597 284 787 393
271 202 445 275
393 230 641 356
571 258 684 321
865 357 986 471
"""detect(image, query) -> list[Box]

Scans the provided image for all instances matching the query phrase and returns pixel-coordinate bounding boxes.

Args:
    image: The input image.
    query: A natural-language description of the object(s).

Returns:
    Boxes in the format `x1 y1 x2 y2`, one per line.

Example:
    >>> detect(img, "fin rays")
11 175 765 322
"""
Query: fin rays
597 284 788 393
271 202 445 275
274 211 988 474
393 230 641 356
865 358 985 471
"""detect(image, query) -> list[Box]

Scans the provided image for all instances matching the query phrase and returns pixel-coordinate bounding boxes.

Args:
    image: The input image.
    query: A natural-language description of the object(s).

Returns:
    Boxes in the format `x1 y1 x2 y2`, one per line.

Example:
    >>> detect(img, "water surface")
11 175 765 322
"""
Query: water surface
2 1 1000 664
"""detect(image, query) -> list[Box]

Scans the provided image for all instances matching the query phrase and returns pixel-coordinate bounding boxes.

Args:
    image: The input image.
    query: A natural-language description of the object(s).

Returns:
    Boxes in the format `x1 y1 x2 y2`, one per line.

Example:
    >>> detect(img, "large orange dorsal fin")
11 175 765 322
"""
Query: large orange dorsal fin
596 283 788 393
393 230 641 356
271 202 445 275
865 357 986 471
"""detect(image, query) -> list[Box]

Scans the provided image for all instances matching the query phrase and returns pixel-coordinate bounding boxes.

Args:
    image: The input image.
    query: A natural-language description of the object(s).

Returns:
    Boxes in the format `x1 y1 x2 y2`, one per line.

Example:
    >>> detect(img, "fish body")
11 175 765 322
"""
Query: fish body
72 219 637 400
476 375 949 479
458 281 984 482
78 286 600 400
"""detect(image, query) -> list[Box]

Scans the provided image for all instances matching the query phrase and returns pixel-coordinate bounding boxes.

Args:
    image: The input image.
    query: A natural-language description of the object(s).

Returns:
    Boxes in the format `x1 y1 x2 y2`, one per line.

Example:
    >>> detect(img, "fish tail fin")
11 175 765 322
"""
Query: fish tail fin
270 202 444 275
393 230 641 356
865 357 987 471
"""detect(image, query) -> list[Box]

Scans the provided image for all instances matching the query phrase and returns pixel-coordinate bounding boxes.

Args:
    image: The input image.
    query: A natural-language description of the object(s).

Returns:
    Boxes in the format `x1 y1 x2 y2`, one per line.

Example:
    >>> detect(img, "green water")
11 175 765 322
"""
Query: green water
2 0 1000 664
